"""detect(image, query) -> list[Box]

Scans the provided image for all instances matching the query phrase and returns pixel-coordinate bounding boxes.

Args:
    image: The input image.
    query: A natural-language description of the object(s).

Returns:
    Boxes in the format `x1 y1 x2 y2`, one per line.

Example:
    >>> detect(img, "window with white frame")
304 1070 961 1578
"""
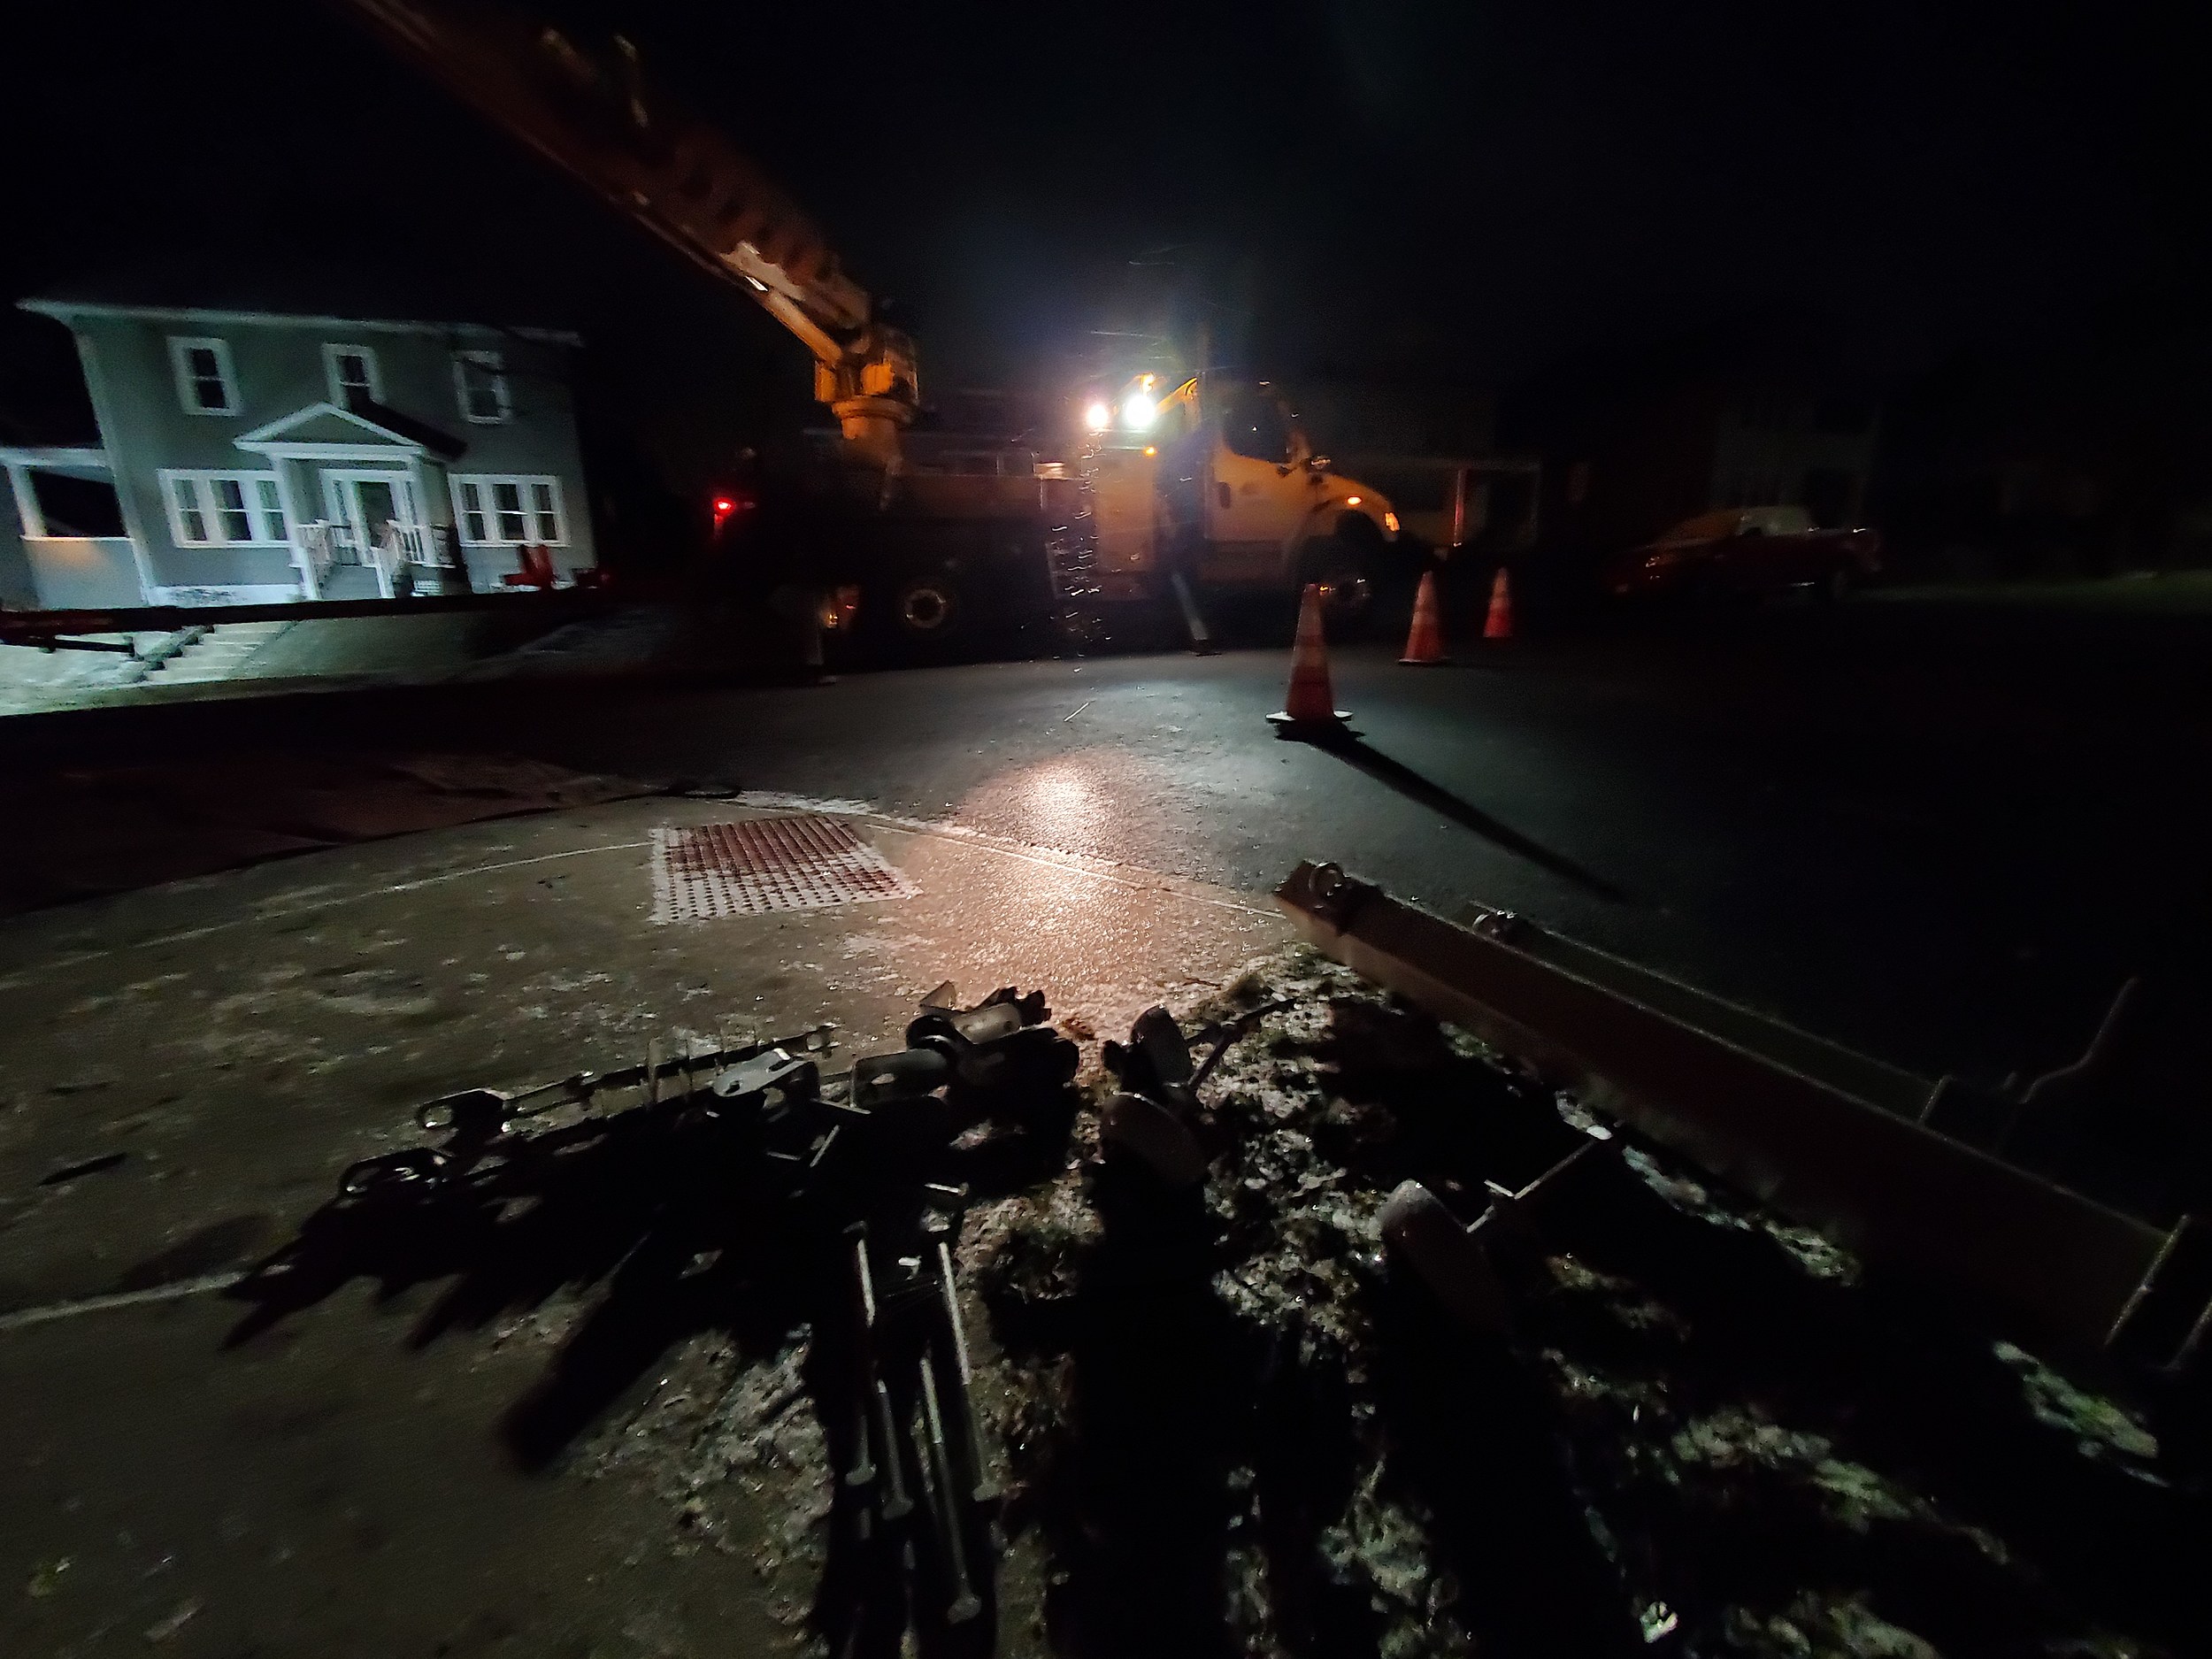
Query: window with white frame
450 474 565 545
167 336 239 415
161 471 289 547
322 343 382 406
452 350 511 424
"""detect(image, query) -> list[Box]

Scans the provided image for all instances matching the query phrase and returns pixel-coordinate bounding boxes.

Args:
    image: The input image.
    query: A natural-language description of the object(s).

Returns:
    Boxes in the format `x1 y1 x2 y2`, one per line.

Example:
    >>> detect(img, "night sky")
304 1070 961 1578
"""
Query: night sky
4 1 2201 434
579 0 2201 382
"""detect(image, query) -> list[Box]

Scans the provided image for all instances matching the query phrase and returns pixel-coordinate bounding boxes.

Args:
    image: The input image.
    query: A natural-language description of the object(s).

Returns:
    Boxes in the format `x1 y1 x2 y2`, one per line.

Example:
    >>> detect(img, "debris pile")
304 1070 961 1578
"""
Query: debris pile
245 980 1082 1654
242 945 2200 1657
964 947 2194 1658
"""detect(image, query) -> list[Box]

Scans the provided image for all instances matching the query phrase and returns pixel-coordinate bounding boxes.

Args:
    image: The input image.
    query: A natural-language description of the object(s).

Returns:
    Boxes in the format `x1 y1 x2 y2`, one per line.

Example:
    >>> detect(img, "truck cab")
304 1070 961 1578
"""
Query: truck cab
1087 377 1400 616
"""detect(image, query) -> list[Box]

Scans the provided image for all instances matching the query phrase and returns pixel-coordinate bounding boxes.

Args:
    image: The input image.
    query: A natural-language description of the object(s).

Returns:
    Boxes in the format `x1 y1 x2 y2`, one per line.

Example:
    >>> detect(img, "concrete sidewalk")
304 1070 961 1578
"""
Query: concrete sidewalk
0 603 801 721
0 798 1286 1657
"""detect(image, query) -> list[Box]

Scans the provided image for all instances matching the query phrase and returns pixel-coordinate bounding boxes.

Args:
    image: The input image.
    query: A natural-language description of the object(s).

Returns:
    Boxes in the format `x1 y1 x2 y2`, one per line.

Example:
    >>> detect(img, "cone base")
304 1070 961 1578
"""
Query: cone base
1268 710 1356 743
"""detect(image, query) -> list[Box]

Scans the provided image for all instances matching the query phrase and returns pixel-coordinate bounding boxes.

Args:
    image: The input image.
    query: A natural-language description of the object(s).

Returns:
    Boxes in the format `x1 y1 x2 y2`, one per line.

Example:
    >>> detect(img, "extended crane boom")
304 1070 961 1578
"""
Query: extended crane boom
334 0 918 459
332 0 1397 653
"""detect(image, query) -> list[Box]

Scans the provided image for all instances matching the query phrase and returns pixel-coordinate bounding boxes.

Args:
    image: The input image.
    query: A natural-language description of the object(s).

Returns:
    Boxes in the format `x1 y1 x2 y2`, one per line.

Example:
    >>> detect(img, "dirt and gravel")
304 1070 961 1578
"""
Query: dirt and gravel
521 944 2199 1657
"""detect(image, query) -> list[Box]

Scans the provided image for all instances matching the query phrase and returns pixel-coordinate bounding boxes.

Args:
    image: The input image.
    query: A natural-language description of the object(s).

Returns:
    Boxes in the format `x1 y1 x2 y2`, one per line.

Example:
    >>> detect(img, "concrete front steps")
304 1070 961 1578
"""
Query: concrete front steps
318 565 385 602
148 621 295 686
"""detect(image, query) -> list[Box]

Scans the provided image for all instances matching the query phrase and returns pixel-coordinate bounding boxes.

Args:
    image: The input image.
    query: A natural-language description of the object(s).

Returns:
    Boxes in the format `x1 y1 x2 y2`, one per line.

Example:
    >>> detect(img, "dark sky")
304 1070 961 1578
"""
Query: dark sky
4 0 2202 430
639 0 2200 384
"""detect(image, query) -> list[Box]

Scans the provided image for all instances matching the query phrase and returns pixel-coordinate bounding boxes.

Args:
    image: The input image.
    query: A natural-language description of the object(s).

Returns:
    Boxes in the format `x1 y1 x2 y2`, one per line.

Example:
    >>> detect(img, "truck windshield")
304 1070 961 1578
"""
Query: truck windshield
1222 396 1290 463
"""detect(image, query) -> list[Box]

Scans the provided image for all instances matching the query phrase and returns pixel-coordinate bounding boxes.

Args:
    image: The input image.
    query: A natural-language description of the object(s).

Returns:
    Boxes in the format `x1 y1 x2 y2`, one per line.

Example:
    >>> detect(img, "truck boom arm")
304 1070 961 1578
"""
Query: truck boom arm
334 0 917 455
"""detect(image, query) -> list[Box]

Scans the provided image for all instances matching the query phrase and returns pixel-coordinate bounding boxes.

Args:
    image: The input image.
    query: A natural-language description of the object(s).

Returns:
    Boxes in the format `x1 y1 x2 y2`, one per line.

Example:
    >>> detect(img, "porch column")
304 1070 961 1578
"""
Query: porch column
5 464 48 540
269 455 318 600
411 457 467 594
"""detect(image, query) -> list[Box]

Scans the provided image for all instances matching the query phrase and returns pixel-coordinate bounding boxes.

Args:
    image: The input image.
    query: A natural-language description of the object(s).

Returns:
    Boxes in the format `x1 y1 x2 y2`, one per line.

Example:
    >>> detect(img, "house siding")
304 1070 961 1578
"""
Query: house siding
20 539 145 609
0 499 33 607
411 334 596 588
26 305 595 603
66 319 291 595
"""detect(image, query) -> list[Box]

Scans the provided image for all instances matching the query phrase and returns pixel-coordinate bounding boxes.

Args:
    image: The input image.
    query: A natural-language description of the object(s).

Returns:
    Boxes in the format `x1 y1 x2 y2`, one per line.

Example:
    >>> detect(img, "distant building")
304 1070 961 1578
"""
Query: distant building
1525 375 1879 569
3 299 595 610
1507 313 1888 596
1874 333 2212 580
1708 386 1880 526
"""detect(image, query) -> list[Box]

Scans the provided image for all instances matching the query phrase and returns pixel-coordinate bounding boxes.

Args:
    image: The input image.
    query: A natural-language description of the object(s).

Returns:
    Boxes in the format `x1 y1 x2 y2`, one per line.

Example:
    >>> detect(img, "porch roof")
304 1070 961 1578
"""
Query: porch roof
234 402 463 463
0 446 112 481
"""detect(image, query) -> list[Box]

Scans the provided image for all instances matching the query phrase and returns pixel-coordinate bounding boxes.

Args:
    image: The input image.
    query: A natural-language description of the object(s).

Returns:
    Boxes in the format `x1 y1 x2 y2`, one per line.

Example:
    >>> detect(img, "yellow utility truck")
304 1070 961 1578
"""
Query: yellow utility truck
1084 375 1402 634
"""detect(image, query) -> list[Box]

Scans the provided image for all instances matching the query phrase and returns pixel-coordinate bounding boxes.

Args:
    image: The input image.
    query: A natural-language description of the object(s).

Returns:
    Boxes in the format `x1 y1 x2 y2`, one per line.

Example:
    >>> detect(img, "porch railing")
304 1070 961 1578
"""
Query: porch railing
299 519 349 591
299 520 455 598
375 519 443 569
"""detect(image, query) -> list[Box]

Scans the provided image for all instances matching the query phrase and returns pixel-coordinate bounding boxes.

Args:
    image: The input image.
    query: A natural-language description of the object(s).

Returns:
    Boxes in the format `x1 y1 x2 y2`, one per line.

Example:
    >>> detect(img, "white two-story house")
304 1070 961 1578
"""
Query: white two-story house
2 298 596 609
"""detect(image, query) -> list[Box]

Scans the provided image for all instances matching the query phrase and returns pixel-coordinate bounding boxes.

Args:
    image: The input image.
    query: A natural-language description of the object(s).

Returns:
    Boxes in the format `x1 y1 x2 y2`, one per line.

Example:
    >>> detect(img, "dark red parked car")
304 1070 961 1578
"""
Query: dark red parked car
1603 506 1883 602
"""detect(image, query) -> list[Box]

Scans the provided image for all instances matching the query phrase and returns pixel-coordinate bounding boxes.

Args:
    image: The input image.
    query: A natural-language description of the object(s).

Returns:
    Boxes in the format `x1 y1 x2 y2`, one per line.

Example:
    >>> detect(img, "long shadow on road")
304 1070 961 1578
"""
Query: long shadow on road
1289 729 1632 903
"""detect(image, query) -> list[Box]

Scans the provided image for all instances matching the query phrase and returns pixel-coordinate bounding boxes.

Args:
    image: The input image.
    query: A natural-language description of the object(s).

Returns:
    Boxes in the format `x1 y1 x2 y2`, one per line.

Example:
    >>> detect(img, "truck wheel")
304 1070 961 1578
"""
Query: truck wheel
1300 526 1379 633
1316 562 1373 628
890 568 964 643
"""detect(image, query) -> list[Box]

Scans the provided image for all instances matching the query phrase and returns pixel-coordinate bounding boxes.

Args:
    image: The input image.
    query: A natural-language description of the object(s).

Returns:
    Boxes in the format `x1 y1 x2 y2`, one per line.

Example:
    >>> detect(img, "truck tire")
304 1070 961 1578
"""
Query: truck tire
1299 518 1382 633
888 567 965 646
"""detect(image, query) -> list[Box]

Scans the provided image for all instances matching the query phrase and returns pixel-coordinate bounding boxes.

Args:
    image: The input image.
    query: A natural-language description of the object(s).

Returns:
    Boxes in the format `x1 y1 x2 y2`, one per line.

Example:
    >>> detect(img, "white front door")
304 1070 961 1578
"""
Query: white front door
320 470 417 595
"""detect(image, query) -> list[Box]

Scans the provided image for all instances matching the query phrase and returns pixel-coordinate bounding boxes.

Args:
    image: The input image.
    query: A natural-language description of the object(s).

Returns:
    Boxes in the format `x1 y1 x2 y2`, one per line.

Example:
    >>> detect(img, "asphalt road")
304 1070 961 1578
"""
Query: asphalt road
480 600 2212 1089
11 597 2212 1096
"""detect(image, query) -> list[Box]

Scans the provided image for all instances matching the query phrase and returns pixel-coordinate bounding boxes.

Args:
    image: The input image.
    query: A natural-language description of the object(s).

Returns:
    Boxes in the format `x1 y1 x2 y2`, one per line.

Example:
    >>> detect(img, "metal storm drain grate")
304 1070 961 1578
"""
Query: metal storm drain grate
650 816 917 922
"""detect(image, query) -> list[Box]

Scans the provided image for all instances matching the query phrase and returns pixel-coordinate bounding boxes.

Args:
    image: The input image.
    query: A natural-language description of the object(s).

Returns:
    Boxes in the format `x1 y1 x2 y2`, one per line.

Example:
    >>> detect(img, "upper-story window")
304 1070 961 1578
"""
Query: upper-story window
453 349 511 424
323 343 382 406
168 336 239 416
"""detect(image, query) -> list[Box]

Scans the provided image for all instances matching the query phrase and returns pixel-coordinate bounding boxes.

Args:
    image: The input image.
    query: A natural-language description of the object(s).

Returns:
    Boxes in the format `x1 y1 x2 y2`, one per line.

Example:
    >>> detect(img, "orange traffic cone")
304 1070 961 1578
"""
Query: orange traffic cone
1482 567 1515 640
1399 570 1450 664
1267 583 1351 736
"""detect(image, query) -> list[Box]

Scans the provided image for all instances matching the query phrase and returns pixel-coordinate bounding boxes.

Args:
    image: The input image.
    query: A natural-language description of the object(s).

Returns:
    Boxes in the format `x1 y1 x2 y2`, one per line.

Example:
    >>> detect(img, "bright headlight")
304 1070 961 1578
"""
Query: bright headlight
1122 394 1156 431
1083 400 1112 433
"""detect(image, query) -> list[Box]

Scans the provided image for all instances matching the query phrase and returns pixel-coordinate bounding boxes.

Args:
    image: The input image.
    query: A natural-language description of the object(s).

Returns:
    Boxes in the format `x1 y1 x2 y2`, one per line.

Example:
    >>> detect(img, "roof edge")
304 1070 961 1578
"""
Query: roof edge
235 400 426 453
0 446 111 470
18 298 581 348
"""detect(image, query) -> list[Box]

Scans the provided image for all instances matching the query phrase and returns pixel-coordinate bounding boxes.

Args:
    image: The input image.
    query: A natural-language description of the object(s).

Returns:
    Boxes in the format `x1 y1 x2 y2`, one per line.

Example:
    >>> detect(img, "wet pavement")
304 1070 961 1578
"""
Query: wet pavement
14 596 2203 1094
0 798 1285 1656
